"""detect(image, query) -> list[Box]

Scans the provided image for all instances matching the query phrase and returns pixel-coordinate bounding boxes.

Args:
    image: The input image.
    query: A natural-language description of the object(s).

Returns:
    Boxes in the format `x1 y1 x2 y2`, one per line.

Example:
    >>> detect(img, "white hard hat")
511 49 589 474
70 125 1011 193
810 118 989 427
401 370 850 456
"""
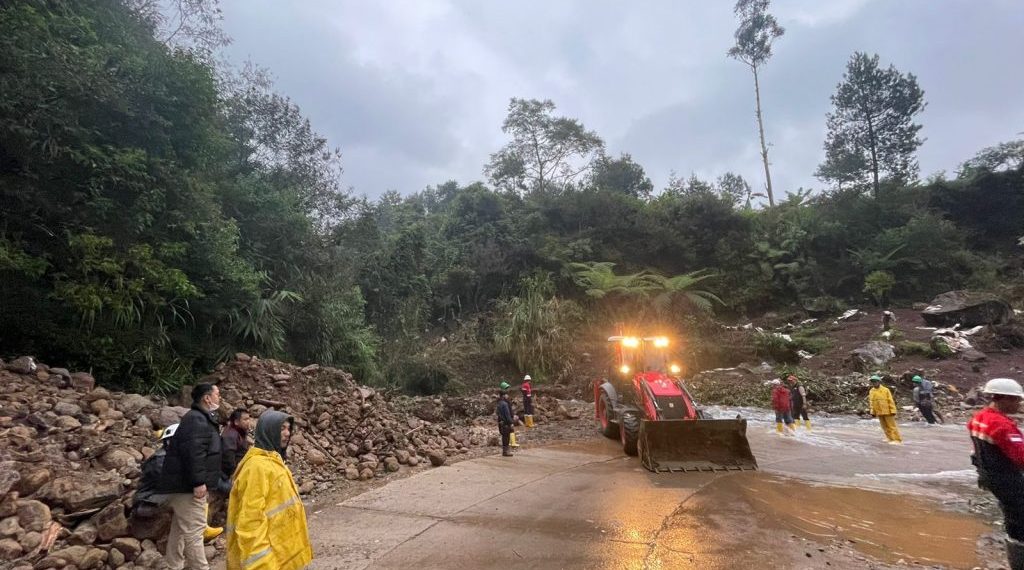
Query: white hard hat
770 379 781 385
982 378 1024 398
160 423 180 440
523 375 532 381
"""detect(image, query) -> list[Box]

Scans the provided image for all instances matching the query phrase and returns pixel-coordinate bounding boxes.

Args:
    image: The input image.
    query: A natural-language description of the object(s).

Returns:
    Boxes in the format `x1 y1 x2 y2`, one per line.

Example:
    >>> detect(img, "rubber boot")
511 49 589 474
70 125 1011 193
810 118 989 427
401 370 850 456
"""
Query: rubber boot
804 419 812 431
787 423 797 435
502 446 513 457
525 415 534 428
775 422 784 434
1006 538 1024 570
510 432 520 448
203 504 223 541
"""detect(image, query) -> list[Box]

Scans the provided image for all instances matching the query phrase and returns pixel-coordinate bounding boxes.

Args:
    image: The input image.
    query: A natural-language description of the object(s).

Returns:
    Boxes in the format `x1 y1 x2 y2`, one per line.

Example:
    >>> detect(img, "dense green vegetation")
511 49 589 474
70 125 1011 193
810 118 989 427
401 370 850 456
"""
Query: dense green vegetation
1 0 1022 394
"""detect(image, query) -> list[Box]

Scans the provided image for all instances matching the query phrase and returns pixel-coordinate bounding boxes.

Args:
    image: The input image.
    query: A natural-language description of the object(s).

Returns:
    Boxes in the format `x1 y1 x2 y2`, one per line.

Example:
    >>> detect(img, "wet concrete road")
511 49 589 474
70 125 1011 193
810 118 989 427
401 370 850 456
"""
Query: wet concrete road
305 415 994 570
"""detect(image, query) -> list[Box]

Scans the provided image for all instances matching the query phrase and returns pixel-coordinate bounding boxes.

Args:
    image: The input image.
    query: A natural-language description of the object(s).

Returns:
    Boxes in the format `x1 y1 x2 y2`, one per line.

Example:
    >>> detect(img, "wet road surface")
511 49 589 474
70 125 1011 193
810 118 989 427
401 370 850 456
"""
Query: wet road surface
305 413 997 569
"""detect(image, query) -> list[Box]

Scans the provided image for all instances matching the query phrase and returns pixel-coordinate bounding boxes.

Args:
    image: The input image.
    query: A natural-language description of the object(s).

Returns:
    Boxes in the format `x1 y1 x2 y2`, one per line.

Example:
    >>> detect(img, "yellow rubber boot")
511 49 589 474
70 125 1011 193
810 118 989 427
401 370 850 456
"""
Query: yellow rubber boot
525 415 534 428
509 432 520 448
804 419 812 431
775 422 784 434
203 503 223 541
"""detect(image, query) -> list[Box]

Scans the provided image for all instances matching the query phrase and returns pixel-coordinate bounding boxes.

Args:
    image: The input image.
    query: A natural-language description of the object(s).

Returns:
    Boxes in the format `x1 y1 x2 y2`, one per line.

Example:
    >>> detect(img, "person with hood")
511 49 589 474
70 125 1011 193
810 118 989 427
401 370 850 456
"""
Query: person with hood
226 410 313 570
156 383 223 570
521 375 535 428
969 378 1024 569
869 375 902 444
912 375 938 425
770 379 795 435
496 385 515 457
786 374 811 430
222 408 252 479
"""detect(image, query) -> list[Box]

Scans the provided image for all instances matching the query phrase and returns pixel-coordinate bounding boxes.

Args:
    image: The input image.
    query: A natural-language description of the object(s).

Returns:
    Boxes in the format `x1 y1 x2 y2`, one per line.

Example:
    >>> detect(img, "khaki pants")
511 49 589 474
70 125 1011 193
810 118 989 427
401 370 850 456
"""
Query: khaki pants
878 414 902 442
163 493 209 570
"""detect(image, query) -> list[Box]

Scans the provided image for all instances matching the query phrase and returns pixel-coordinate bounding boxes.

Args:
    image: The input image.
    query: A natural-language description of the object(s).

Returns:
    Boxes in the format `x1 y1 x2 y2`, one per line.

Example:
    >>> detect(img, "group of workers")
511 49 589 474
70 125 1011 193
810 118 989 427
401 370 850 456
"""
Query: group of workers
496 374 534 456
769 371 938 443
769 374 811 433
133 384 313 570
770 369 1024 569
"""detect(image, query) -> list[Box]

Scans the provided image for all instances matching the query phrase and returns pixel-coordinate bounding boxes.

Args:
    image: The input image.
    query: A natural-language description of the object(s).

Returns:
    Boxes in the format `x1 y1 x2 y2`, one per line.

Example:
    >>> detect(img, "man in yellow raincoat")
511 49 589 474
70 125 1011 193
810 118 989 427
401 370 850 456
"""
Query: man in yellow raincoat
869 375 902 444
226 410 313 570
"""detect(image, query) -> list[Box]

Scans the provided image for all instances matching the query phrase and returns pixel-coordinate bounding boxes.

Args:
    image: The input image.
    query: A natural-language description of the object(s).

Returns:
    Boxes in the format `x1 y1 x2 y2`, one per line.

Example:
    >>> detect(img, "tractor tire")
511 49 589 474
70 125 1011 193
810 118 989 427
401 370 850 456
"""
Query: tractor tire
598 393 620 439
620 411 640 456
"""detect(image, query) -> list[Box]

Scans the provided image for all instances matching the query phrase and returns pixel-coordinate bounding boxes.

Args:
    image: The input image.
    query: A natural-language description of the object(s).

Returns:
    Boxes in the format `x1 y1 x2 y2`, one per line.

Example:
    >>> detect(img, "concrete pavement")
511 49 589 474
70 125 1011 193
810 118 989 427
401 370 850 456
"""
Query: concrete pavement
304 415 994 570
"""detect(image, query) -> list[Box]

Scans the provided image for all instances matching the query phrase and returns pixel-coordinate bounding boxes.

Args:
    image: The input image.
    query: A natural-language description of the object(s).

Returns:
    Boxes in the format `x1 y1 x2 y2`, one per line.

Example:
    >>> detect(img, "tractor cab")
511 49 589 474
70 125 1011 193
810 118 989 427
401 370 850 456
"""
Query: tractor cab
607 335 683 382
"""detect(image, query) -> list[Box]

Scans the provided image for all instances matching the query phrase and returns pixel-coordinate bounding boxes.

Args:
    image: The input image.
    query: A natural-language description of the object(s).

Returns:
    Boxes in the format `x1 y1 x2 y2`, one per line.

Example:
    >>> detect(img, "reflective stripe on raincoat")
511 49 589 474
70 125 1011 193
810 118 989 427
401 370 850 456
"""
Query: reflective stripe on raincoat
869 385 897 416
226 447 313 570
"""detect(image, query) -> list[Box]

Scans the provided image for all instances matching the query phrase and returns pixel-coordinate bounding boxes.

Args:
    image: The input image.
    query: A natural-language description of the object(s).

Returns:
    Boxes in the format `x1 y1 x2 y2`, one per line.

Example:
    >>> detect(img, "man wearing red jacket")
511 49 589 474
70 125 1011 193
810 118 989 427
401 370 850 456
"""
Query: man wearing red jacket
969 378 1024 569
770 378 795 435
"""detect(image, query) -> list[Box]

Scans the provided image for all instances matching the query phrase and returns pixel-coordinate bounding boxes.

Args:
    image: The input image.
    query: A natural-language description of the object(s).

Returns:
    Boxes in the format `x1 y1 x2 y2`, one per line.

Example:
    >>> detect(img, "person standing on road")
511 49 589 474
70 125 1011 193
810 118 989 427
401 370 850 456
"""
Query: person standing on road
787 374 811 430
869 375 902 444
771 379 796 435
497 385 515 457
521 375 535 428
912 375 938 425
222 408 252 479
227 410 313 570
156 383 223 570
968 378 1024 569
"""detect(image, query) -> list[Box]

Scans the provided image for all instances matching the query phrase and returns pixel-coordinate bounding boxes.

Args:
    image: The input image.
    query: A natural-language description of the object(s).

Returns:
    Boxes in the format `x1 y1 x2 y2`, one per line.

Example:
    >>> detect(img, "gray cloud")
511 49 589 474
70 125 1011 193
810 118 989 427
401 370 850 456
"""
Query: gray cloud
220 0 1024 199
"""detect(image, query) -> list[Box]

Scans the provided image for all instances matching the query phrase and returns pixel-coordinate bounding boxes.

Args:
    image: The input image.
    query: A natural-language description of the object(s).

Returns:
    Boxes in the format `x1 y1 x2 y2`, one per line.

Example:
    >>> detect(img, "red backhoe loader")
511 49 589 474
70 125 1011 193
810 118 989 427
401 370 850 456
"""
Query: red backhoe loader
594 334 757 472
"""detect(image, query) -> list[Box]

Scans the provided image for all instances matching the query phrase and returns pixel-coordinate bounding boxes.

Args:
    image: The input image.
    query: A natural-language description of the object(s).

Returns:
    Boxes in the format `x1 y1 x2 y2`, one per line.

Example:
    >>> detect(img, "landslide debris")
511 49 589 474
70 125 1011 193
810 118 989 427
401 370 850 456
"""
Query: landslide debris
0 354 586 568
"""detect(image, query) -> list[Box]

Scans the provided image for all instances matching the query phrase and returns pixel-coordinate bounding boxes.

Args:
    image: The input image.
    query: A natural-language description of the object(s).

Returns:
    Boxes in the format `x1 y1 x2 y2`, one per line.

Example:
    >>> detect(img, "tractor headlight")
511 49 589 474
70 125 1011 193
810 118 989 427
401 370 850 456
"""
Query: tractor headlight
619 365 631 374
670 364 681 374
654 337 669 348
622 337 639 348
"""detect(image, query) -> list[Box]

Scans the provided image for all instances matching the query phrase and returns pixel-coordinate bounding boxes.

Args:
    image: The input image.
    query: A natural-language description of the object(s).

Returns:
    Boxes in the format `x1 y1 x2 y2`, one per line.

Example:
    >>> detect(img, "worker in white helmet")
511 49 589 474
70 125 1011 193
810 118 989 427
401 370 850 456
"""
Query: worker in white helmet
521 374 534 428
969 378 1024 569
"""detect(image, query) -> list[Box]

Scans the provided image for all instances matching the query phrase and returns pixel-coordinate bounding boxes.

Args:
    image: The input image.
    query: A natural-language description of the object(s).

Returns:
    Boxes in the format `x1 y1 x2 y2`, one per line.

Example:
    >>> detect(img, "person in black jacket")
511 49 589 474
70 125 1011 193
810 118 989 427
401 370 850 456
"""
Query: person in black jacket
157 383 222 570
497 389 514 457
221 408 252 480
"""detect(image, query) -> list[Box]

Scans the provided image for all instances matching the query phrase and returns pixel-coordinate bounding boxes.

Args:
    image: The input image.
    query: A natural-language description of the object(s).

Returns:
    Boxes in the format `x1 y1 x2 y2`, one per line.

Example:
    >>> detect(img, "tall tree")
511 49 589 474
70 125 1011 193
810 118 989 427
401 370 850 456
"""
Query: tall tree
817 52 926 197
728 0 785 207
485 98 604 194
589 152 654 198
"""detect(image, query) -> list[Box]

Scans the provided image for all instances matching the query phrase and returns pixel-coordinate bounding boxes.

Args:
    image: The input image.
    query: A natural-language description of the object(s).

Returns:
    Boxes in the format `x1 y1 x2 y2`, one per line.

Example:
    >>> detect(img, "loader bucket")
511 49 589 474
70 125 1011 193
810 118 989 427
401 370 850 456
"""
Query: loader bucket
639 418 758 472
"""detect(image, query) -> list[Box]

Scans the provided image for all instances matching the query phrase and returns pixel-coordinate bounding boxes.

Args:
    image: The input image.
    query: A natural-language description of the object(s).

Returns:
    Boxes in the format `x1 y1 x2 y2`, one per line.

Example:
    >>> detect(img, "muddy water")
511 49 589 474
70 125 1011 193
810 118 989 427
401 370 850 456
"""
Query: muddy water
717 473 990 569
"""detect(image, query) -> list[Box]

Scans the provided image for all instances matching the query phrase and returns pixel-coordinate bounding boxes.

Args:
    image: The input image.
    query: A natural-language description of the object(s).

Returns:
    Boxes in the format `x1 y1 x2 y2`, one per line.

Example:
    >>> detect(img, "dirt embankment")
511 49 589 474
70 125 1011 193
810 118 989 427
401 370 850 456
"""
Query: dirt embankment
0 354 591 569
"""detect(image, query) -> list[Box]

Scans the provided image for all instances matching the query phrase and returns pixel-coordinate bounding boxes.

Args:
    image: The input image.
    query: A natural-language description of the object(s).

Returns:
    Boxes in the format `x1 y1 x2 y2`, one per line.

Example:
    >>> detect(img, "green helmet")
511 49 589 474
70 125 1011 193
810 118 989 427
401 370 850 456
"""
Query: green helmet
869 375 882 383
912 375 923 383
499 381 510 390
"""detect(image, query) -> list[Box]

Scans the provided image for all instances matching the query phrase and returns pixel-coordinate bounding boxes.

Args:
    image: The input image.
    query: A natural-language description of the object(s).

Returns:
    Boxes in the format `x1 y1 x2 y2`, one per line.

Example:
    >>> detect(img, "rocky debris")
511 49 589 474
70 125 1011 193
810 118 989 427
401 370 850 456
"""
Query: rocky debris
4 356 37 375
921 291 1014 327
848 341 896 372
427 450 447 467
0 355 590 566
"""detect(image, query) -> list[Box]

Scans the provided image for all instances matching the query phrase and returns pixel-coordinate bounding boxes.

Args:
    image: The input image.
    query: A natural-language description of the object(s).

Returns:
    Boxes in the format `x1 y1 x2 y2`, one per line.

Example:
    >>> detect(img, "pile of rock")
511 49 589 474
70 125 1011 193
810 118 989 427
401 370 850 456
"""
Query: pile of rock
0 353 591 568
206 354 499 493
0 357 188 569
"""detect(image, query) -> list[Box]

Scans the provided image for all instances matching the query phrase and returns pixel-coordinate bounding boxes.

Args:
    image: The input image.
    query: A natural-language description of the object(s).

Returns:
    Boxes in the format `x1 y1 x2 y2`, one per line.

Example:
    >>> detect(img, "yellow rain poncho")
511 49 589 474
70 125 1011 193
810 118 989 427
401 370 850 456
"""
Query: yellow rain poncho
226 411 313 570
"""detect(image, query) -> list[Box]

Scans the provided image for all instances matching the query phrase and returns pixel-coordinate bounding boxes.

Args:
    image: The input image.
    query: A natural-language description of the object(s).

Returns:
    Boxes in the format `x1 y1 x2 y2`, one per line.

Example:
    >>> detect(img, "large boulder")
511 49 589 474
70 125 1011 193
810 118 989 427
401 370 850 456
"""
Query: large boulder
15 500 50 533
119 394 156 416
849 341 896 372
39 475 123 512
94 502 128 541
4 356 37 375
921 291 1013 327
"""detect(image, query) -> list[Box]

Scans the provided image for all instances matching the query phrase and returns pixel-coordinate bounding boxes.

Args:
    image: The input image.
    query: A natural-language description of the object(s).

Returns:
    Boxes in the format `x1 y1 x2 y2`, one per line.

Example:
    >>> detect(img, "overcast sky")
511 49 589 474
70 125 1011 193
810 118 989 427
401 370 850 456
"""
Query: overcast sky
219 0 1024 200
